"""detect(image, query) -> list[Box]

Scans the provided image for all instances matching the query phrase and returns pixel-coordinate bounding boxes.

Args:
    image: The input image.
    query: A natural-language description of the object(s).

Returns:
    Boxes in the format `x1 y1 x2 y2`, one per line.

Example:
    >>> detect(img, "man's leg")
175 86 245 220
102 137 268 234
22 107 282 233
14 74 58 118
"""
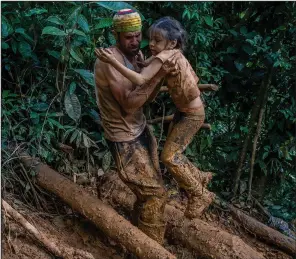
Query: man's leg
108 132 167 244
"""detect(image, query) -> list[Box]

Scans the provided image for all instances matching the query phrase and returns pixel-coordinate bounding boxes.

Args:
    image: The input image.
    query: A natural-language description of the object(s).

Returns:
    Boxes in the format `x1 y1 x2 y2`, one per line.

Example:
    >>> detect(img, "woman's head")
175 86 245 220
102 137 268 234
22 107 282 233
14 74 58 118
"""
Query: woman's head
148 17 187 55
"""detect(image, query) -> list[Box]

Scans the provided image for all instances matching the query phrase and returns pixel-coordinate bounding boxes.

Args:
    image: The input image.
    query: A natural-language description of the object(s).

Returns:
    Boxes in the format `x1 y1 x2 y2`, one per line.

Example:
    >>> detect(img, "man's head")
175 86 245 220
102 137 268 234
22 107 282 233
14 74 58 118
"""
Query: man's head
113 9 142 57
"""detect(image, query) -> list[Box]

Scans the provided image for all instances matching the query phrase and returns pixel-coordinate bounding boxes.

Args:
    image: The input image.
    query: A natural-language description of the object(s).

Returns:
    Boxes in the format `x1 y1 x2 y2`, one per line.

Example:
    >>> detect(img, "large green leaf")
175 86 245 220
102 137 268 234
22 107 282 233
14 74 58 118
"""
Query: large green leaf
18 41 32 58
64 91 81 122
96 2 145 20
78 14 89 33
42 26 67 36
2 41 9 49
32 102 49 112
74 69 94 86
25 8 47 17
140 39 149 49
67 6 81 27
72 29 86 38
70 47 83 63
204 16 213 27
1 15 13 38
94 18 113 29
47 16 65 26
47 49 60 60
15 28 34 44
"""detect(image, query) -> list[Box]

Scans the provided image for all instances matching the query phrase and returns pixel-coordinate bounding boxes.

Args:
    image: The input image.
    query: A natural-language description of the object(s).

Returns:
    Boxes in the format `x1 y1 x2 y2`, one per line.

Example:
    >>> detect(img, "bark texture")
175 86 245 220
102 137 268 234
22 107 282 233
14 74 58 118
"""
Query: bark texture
19 153 176 259
229 205 296 256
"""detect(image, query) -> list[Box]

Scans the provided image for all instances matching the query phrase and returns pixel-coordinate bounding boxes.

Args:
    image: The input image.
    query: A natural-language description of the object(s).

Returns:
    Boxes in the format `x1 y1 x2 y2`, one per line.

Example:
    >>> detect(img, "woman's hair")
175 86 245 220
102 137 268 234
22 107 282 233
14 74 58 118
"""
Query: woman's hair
148 17 187 51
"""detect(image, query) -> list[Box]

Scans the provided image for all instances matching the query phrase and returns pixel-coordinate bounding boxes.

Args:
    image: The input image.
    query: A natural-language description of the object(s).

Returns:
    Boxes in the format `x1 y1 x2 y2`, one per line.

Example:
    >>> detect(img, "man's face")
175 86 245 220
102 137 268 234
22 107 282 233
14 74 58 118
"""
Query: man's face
117 31 142 57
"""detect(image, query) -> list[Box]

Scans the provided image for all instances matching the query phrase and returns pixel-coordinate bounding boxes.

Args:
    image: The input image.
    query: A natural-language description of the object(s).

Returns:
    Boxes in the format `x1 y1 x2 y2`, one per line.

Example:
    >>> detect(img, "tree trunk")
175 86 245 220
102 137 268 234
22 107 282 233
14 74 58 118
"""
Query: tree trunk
2 199 95 259
248 69 273 200
97 172 265 259
233 67 274 195
18 153 176 259
228 205 296 256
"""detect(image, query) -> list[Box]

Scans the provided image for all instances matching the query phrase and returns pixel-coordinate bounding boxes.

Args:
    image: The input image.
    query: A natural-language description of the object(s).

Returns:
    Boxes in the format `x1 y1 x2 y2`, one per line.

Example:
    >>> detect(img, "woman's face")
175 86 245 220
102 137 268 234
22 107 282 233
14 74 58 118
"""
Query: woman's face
149 29 171 56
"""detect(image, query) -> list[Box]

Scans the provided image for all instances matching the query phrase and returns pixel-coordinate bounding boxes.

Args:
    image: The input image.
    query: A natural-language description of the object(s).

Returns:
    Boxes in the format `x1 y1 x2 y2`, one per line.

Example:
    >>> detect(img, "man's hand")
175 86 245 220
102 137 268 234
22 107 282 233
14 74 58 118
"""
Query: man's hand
95 48 117 64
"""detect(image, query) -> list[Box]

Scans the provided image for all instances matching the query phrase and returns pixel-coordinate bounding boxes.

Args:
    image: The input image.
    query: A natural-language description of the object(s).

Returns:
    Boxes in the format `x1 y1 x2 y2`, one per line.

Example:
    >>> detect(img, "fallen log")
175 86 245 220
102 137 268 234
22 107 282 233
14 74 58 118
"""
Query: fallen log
18 153 176 259
2 199 95 259
227 204 296 256
98 172 265 259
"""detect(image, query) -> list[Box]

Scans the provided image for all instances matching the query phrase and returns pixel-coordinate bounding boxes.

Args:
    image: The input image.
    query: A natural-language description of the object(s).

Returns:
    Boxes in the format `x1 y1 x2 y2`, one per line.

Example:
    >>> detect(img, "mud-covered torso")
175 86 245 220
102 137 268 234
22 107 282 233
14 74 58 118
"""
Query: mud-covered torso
94 47 146 142
164 51 201 107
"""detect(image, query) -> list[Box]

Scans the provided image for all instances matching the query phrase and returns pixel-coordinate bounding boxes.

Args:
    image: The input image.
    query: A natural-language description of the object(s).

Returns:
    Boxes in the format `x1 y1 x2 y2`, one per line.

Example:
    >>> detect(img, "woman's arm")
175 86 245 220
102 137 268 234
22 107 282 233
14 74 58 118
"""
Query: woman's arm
95 48 172 86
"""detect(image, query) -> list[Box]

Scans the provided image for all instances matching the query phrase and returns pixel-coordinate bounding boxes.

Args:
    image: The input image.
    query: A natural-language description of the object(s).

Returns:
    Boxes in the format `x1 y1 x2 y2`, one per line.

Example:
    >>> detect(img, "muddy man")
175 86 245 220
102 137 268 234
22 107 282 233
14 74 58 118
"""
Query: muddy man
94 9 178 245
96 15 216 220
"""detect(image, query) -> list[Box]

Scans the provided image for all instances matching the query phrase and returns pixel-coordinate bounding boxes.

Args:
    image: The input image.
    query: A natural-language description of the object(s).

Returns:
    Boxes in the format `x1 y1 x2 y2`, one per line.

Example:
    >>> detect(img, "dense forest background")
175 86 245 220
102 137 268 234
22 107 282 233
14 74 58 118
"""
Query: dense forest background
2 1 296 223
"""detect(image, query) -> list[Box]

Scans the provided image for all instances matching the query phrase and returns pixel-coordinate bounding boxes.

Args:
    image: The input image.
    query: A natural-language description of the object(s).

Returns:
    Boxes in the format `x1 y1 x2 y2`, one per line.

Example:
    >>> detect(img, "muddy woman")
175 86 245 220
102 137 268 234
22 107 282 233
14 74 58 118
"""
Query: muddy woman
96 16 215 219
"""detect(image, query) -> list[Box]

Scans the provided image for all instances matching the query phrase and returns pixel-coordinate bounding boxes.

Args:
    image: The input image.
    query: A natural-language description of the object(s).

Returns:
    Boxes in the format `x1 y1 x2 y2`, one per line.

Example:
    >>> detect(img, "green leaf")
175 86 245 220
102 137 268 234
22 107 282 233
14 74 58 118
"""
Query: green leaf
47 49 60 60
25 8 48 17
64 91 81 122
277 25 286 31
15 28 34 44
227 47 236 53
96 2 145 20
234 61 245 71
67 6 82 27
242 45 254 55
74 69 94 86
1 15 14 38
18 41 32 58
70 47 83 63
47 16 65 26
229 29 238 37
72 29 86 38
60 46 70 63
70 129 79 143
240 26 248 35
2 41 9 49
42 26 67 36
69 82 76 95
78 14 89 33
83 133 91 148
140 39 149 49
11 39 17 53
47 118 64 129
94 18 113 29
107 32 116 45
204 16 213 27
32 102 49 112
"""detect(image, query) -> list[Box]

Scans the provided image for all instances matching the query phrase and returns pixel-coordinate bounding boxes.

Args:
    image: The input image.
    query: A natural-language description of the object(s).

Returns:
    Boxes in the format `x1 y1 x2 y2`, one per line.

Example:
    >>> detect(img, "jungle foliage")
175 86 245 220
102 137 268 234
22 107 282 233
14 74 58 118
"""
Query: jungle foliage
1 2 296 221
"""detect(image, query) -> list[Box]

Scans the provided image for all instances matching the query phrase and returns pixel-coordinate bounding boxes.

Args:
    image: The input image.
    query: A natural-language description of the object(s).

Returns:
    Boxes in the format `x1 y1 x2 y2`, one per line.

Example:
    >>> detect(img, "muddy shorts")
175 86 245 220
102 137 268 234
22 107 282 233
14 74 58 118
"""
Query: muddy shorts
107 126 167 224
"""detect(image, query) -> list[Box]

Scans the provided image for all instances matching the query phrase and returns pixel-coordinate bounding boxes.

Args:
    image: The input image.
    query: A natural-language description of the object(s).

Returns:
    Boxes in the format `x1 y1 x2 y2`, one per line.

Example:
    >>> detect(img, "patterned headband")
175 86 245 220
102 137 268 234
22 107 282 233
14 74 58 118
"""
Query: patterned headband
113 9 142 32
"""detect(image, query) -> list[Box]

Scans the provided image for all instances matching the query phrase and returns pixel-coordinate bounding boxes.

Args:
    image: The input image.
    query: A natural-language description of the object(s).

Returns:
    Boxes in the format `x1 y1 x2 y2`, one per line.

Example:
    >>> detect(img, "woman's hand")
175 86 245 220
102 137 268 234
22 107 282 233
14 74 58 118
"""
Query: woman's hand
95 48 116 64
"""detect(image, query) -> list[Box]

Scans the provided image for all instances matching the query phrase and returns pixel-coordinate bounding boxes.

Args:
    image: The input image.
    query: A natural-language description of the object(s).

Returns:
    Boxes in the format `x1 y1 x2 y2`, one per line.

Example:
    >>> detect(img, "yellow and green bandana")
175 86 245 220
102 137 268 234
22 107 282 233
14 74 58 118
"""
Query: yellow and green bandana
113 9 142 32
